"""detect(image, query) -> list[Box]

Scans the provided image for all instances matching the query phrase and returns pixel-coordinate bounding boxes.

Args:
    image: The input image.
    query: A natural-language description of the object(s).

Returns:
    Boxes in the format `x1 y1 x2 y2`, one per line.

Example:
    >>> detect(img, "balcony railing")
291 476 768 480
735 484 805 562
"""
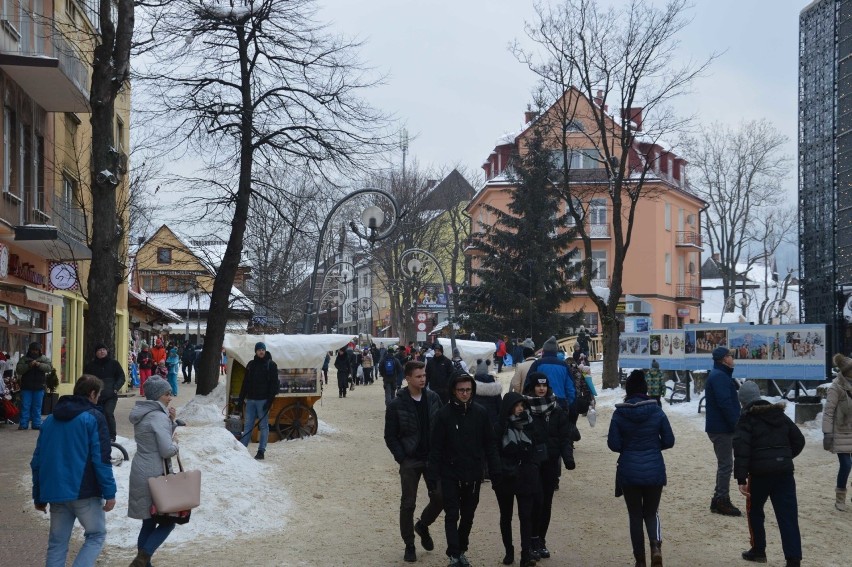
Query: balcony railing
572 277 610 292
676 284 701 300
676 231 702 247
51 193 87 243
589 222 610 238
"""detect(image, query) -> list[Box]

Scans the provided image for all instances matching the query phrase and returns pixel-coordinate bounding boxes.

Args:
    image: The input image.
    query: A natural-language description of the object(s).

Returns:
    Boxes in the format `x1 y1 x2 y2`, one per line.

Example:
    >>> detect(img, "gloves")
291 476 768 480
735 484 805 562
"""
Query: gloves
823 434 834 451
564 457 576 470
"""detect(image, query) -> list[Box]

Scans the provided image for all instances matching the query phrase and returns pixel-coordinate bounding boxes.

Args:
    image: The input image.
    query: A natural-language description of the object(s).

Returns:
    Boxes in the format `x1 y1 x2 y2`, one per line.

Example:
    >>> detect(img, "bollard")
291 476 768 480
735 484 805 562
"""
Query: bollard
794 396 822 424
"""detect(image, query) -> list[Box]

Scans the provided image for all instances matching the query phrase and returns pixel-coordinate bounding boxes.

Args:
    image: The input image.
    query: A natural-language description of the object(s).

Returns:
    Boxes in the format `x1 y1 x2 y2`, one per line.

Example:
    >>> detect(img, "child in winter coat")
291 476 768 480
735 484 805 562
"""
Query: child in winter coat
734 381 804 567
645 359 665 405
494 392 543 567
165 348 180 397
823 353 852 511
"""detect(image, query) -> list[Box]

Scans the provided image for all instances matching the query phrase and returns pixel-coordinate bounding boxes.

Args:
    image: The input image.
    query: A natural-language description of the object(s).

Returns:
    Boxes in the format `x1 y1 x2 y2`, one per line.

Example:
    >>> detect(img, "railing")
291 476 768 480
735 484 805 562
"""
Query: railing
589 222 610 238
51 193 87 243
676 284 701 300
572 277 610 292
0 190 23 226
676 231 702 247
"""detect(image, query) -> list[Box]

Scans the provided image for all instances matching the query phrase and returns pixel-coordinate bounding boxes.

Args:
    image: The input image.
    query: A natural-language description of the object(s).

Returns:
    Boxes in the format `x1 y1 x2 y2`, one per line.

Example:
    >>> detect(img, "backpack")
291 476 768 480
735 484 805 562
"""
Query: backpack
383 356 396 377
573 367 592 415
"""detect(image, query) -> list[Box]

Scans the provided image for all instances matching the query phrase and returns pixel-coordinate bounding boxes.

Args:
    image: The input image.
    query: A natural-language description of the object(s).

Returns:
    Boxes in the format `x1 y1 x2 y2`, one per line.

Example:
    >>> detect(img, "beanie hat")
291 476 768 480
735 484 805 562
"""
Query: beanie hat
28 342 42 354
833 353 852 379
140 341 149 349
712 346 730 361
651 359 660 370
452 347 461 358
738 381 761 407
255 342 267 352
434 343 444 352
542 336 559 354
475 359 489 376
144 377 172 401
523 371 550 394
95 342 108 352
625 369 648 396
521 338 535 349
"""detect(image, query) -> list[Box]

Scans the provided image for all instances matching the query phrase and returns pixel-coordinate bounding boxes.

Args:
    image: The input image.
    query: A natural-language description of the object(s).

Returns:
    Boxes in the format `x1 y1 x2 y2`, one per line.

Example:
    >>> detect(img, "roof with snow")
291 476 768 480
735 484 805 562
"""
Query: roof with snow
143 286 254 314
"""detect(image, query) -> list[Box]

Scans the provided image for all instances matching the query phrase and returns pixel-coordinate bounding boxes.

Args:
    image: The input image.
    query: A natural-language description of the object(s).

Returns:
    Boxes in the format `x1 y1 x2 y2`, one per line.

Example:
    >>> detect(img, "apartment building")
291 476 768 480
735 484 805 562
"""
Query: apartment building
466 88 706 333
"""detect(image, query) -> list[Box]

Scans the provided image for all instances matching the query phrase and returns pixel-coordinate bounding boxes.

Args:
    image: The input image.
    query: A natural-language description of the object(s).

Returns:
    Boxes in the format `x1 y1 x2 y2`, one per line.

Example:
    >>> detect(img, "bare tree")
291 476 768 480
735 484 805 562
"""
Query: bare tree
685 119 792 308
745 207 798 324
514 0 712 387
137 0 391 394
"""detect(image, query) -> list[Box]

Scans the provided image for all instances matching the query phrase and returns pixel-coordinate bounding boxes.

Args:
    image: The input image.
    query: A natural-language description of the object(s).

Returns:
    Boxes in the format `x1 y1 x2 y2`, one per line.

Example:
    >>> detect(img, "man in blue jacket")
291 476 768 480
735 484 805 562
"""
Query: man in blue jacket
528 336 576 411
704 346 742 516
31 374 117 566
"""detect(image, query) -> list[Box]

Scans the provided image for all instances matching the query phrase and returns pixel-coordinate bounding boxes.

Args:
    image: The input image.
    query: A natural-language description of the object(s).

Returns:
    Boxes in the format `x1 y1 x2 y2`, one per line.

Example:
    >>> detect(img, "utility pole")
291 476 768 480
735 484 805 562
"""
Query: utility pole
400 128 409 179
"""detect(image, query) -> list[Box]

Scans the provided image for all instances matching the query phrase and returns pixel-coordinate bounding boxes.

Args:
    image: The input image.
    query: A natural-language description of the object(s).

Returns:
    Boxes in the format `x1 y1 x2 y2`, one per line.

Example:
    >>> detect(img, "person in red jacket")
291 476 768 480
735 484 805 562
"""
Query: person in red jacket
150 339 166 366
495 336 508 373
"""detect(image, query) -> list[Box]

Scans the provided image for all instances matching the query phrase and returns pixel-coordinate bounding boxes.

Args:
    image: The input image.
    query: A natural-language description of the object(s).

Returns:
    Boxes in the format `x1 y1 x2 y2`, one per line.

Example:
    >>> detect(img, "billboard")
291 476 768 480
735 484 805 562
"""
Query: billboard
416 284 449 308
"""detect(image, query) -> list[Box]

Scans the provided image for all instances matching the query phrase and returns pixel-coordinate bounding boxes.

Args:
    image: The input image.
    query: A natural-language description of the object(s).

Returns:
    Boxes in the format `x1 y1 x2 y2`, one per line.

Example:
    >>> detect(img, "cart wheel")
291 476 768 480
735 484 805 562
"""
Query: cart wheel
110 442 129 466
275 403 318 440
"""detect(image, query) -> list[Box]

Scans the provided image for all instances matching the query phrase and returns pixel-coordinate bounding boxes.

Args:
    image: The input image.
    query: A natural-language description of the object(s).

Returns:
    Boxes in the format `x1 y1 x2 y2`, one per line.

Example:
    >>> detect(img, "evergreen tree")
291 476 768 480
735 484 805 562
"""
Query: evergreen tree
463 125 580 345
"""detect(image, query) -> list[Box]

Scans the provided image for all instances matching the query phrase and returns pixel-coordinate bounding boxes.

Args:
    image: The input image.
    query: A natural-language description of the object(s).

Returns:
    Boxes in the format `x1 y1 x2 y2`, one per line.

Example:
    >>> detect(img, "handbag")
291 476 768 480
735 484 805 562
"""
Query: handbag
147 454 201 514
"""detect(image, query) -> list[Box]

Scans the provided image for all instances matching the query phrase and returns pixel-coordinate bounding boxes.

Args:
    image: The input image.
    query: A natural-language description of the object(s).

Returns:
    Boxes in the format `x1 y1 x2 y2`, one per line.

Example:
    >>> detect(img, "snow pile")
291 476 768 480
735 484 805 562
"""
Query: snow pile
178 382 229 425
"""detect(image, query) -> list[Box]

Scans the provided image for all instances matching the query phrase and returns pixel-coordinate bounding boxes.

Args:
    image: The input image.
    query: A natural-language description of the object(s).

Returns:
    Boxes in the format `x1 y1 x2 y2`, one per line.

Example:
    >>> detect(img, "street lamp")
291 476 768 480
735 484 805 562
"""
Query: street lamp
720 291 752 323
400 248 456 352
302 188 403 334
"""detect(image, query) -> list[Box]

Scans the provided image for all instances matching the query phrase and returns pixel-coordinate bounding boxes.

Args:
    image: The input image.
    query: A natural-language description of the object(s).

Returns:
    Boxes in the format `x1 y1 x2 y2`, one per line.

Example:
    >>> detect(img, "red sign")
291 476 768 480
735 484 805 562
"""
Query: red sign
677 308 690 317
416 312 428 322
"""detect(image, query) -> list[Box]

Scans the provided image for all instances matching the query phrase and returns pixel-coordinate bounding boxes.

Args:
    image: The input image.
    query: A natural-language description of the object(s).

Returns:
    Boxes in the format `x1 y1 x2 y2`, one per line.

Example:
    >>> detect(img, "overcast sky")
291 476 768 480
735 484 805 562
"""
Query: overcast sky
316 0 801 188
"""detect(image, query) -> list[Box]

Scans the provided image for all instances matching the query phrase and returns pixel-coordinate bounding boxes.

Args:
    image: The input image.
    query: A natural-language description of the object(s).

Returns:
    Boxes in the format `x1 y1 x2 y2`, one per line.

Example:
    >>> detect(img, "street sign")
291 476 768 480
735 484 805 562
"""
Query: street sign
417 312 428 322
416 332 427 342
417 322 427 331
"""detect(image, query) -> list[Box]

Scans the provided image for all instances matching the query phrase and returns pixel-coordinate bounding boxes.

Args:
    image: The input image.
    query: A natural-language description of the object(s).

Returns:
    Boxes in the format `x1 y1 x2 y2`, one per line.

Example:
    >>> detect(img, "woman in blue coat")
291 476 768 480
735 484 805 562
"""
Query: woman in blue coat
608 370 675 567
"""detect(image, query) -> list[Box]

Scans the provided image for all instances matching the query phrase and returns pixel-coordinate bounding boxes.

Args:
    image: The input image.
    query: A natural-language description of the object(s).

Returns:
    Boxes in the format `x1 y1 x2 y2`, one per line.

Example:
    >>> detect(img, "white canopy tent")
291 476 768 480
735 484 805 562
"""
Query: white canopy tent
223 334 354 369
436 338 497 372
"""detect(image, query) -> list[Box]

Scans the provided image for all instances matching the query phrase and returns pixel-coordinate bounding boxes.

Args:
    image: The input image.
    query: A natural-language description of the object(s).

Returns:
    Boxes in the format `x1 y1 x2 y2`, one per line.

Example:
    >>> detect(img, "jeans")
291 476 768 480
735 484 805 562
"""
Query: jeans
622 485 663 555
241 399 269 450
137 517 175 557
399 459 443 545
442 479 481 558
181 362 193 382
746 473 801 560
98 397 118 440
835 453 852 489
708 432 734 499
20 389 45 429
46 498 106 567
384 383 396 405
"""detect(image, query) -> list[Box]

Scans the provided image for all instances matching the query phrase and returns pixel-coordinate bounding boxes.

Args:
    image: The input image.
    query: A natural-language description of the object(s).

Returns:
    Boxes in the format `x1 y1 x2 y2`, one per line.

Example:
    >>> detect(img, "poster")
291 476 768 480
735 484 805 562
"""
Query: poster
692 327 729 355
648 331 685 359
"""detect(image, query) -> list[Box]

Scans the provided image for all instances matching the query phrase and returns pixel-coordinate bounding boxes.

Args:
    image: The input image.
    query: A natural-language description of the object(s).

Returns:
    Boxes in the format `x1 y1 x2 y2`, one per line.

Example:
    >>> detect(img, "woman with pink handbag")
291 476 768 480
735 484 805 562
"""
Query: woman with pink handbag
127 377 179 567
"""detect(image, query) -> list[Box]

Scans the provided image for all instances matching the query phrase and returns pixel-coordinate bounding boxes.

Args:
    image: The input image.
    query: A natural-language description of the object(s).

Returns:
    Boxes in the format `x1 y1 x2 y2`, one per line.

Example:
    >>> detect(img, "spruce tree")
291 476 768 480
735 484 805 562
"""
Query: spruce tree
463 125 580 346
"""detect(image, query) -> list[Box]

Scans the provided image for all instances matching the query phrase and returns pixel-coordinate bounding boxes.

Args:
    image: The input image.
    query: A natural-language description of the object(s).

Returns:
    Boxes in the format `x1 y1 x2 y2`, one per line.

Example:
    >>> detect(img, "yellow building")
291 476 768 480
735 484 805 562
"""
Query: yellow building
0 1 130 394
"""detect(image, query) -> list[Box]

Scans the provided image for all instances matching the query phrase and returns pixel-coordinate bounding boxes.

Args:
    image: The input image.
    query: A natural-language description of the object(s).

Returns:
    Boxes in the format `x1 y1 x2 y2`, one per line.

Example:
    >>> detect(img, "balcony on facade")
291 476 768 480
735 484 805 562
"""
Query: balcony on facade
588 222 610 239
572 277 610 293
675 231 702 248
675 284 701 301
0 187 90 259
0 12 90 112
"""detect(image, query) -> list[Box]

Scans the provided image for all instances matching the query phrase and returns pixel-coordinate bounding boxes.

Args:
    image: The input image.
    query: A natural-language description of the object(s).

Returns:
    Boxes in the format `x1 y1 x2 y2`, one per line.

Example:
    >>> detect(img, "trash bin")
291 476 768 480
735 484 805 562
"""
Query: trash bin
794 396 822 424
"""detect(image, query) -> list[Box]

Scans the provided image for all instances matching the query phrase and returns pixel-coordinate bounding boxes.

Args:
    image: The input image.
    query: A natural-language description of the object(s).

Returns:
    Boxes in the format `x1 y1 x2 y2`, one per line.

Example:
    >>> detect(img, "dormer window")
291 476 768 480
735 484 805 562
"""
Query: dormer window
564 120 585 133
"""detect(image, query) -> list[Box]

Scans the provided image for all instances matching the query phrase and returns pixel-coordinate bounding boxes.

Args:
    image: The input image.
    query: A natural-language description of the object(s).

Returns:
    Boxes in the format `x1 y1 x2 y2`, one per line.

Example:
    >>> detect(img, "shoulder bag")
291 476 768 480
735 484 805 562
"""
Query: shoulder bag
148 454 201 515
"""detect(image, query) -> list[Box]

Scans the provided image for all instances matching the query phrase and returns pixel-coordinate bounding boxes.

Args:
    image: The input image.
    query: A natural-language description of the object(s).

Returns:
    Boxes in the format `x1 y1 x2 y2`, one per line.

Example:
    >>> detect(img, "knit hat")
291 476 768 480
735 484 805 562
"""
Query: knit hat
712 346 730 361
833 353 852 379
255 342 267 352
651 359 660 370
28 342 42 354
542 336 558 354
521 338 535 349
144 377 172 401
738 381 761 407
434 343 444 352
452 347 461 358
140 341 149 349
523 371 550 394
625 369 648 396
475 359 489 376
95 342 108 352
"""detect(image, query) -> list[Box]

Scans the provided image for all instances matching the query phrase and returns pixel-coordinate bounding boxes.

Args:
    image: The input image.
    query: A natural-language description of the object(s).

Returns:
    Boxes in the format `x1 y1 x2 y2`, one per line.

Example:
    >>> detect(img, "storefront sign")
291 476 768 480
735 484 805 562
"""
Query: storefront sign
0 243 8 279
677 308 690 317
49 262 79 291
9 254 46 286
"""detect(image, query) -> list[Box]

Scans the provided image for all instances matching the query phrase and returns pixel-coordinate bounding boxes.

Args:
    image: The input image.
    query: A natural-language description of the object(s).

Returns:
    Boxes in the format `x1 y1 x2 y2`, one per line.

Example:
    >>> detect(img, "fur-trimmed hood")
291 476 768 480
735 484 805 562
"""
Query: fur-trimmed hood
474 379 503 397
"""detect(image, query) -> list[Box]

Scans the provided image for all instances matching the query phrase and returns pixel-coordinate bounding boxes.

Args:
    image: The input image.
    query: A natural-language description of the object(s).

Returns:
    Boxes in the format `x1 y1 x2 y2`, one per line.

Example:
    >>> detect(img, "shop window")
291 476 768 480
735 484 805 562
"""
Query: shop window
157 247 172 264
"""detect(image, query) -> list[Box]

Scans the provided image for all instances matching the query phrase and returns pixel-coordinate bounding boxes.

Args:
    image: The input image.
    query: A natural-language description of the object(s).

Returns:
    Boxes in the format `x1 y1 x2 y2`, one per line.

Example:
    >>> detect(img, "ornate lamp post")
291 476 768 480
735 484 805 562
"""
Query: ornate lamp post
302 188 402 334
720 291 752 323
400 248 456 352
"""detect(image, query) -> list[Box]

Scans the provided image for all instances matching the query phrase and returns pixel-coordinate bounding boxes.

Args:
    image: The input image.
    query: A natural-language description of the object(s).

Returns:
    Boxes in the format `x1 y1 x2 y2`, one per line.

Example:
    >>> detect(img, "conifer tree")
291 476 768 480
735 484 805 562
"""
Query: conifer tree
464 125 580 345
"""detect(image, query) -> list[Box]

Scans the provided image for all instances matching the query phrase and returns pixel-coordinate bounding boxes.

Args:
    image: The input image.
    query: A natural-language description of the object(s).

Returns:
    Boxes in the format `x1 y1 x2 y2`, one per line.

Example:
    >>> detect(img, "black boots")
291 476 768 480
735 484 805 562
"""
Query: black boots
711 496 742 516
530 537 549 559
502 545 514 565
634 551 646 567
741 548 767 563
254 449 265 460
414 520 434 551
650 541 662 566
519 550 537 567
403 544 416 562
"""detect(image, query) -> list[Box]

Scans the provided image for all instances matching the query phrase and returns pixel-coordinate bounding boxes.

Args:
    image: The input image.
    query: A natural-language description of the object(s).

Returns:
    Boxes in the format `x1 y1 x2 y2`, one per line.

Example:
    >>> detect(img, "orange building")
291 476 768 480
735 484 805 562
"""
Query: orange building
466 89 706 333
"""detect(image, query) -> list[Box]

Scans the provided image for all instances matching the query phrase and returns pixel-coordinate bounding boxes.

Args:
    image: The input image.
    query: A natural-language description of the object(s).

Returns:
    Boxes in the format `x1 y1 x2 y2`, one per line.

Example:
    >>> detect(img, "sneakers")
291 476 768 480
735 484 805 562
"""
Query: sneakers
459 554 471 567
531 537 548 559
741 548 767 563
404 545 416 562
711 496 742 516
254 450 265 460
414 520 435 551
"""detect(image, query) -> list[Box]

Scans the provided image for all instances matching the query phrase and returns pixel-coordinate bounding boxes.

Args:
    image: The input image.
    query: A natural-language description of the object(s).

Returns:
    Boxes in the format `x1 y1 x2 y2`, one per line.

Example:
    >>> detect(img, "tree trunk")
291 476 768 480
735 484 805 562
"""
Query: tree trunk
601 317 621 389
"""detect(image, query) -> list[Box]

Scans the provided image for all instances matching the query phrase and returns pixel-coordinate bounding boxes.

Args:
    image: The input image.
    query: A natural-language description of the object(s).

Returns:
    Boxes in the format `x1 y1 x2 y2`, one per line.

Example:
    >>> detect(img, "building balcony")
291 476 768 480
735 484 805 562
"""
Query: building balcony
0 15 90 112
675 231 702 248
675 284 701 300
589 222 610 238
0 191 90 260
572 277 610 292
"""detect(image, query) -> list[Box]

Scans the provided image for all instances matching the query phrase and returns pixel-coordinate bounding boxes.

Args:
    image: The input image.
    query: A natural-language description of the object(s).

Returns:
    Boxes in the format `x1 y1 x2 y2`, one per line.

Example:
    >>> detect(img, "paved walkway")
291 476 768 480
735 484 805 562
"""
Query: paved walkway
0 378 202 566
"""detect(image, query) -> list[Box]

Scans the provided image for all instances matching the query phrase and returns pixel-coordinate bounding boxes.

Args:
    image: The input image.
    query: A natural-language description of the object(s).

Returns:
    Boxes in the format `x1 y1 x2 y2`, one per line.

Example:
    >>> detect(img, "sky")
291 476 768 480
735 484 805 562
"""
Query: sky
314 0 802 187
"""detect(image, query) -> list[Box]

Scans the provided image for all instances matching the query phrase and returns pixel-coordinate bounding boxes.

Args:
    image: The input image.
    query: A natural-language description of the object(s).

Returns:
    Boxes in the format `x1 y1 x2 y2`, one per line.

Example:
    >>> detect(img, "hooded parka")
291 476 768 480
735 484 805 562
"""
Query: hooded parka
127 400 178 519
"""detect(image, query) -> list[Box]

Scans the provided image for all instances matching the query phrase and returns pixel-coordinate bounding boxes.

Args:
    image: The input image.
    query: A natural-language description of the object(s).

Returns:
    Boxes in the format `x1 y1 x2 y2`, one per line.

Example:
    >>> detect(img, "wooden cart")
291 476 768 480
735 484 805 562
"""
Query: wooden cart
224 333 353 442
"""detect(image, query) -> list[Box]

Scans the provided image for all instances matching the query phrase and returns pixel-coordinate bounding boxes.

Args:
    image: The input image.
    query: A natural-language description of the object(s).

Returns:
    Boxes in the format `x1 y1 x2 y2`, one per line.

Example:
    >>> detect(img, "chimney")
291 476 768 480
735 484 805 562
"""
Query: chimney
137 236 145 245
621 107 643 131
524 110 538 124
712 253 721 263
593 89 604 108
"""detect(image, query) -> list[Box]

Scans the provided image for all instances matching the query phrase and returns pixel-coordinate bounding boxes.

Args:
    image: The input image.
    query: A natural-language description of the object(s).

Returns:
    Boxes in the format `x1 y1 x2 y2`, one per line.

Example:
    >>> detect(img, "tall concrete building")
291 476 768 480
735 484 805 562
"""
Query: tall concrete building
799 0 852 356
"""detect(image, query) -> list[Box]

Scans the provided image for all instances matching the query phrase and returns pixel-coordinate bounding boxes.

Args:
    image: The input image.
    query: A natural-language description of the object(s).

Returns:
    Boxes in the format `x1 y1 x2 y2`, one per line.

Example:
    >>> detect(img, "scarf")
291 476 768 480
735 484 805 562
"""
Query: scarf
525 394 557 417
503 411 533 448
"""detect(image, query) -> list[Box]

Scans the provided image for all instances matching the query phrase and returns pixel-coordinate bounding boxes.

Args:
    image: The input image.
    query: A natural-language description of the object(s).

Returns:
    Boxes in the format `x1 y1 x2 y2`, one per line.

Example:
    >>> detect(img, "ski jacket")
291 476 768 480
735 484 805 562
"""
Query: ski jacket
608 394 675 486
734 400 805 483
239 352 279 401
529 355 576 404
704 362 740 434
384 387 443 463
84 355 126 402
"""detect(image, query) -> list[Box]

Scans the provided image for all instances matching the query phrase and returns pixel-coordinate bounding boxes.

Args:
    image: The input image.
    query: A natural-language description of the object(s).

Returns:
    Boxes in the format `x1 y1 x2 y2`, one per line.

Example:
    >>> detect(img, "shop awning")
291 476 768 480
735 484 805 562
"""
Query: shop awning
0 282 64 307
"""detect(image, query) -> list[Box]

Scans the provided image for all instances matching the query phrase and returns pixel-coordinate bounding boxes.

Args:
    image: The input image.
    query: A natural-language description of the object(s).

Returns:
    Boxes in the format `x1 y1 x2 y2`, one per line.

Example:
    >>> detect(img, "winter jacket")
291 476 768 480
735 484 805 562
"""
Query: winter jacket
645 369 665 398
704 362 741 434
322 354 330 371
527 398 575 467
425 355 455 399
496 392 542 496
151 344 166 365
334 352 350 389
137 349 154 371
822 375 852 453
384 387 443 463
84 355 126 402
127 400 179 519
733 400 805 484
473 374 503 428
31 395 116 505
238 352 279 402
427 376 501 484
17 354 53 391
510 357 537 393
181 346 196 364
529 355 576 404
495 340 507 358
608 394 675 487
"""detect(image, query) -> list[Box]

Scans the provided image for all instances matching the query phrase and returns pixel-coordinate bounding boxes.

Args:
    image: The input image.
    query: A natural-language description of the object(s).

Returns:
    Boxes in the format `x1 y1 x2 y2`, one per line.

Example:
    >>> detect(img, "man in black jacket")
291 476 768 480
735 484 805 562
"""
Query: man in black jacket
427 373 502 566
385 360 444 563
733 381 805 567
181 341 196 384
425 343 455 404
237 342 279 460
83 343 126 441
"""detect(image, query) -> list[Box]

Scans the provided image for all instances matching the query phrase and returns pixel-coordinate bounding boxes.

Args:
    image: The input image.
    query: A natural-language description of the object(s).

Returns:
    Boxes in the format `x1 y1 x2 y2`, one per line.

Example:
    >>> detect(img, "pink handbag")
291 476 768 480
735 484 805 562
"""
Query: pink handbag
147 454 201 514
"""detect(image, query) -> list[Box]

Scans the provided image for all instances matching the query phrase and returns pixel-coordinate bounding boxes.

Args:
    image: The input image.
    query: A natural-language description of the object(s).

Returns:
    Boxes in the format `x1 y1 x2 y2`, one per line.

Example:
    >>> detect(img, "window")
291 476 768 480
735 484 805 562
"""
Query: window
664 203 671 231
115 117 125 153
677 208 684 231
565 197 583 226
592 250 607 280
4 107 16 196
157 247 172 264
567 251 582 279
678 255 685 284
662 314 673 329
35 135 44 212
550 148 602 170
361 274 369 287
665 253 671 284
564 120 584 132
590 199 607 225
